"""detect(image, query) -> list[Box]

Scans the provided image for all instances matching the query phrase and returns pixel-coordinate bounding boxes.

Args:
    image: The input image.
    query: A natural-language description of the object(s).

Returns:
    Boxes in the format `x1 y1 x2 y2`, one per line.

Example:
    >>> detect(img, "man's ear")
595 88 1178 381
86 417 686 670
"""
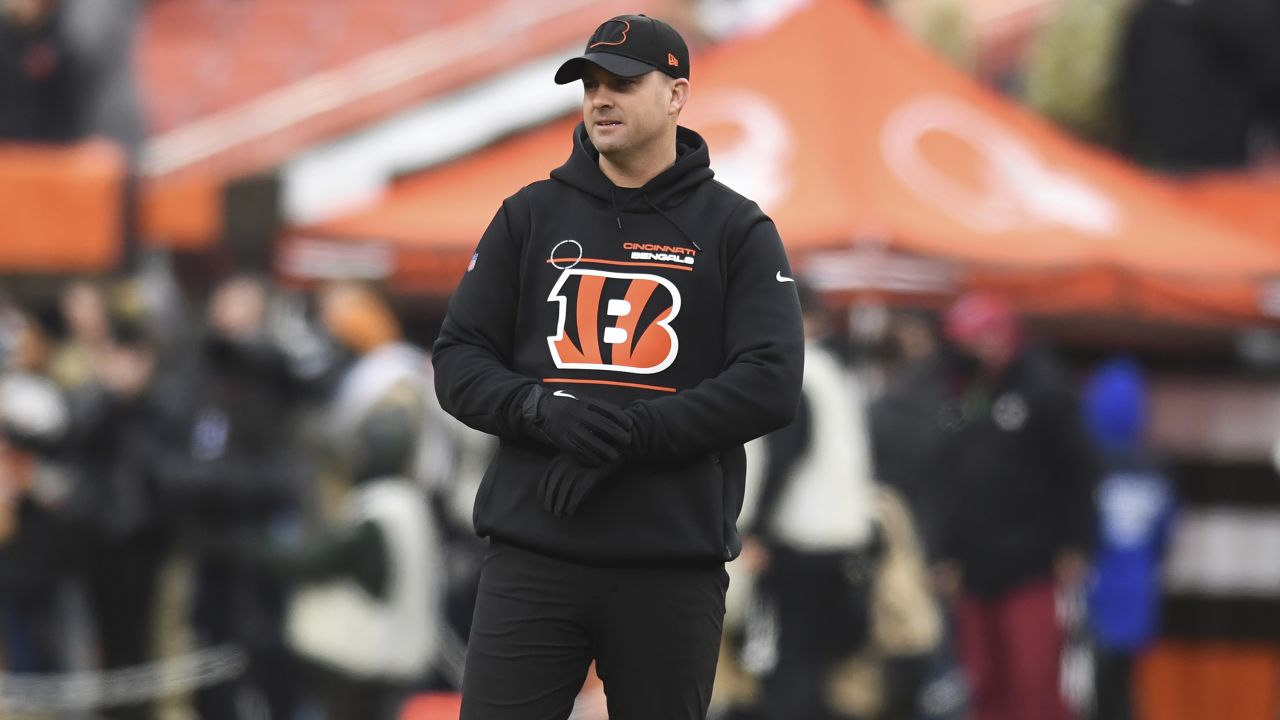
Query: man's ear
669 78 690 116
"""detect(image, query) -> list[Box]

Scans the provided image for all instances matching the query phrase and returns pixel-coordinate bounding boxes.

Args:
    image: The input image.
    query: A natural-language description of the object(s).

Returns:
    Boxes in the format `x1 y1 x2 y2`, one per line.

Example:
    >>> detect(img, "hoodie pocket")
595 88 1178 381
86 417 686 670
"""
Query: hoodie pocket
570 452 728 562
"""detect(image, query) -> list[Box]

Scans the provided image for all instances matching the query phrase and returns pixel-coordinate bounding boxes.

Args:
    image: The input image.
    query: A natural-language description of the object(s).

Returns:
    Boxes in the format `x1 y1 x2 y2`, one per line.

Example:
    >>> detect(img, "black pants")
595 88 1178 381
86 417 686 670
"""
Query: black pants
757 548 873 720
460 541 728 720
193 557 297 720
1093 649 1134 720
86 529 169 720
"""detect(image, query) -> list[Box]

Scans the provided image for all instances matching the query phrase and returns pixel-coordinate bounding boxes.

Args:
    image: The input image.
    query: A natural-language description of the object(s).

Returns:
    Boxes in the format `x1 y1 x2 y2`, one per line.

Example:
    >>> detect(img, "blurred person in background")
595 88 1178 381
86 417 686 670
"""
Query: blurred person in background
868 311 969 720
838 483 945 720
1116 0 1280 171
0 0 83 142
737 281 879 720
882 310 940 380
869 310 949 556
0 302 75 678
42 282 182 720
1020 0 1135 148
159 274 310 720
1081 358 1176 720
218 281 442 720
46 279 112 390
93 293 178 720
928 292 1098 720
417 396 496 690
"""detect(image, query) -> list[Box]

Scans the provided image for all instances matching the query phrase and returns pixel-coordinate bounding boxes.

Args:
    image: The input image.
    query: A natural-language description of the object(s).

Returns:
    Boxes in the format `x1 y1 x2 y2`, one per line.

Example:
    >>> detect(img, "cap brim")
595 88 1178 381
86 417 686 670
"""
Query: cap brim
554 53 656 85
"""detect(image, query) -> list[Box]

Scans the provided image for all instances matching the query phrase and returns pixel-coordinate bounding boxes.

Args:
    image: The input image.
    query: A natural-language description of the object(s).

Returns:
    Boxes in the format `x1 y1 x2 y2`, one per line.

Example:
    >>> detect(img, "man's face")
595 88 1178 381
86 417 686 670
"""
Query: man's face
581 64 679 161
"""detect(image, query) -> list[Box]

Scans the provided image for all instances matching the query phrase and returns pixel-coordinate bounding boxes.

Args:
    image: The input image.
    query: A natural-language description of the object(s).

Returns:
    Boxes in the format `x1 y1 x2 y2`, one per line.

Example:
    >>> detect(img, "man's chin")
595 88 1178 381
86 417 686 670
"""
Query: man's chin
588 132 622 154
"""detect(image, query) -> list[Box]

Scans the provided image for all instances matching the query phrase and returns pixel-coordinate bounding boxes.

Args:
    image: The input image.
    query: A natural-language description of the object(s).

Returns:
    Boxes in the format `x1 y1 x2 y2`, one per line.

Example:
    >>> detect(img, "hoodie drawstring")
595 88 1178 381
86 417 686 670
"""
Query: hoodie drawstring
643 192 702 251
611 190 622 231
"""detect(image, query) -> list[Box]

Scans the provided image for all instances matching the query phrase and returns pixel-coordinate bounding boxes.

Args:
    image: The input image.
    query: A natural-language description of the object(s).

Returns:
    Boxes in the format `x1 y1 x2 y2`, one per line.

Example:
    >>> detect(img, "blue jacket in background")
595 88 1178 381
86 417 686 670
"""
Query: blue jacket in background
1084 358 1177 652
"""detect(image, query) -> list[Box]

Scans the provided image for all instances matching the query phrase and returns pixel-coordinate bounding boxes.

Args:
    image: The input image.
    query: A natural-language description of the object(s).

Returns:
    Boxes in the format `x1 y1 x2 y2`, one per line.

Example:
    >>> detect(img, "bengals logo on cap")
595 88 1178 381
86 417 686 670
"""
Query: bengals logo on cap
589 19 630 48
547 269 680 374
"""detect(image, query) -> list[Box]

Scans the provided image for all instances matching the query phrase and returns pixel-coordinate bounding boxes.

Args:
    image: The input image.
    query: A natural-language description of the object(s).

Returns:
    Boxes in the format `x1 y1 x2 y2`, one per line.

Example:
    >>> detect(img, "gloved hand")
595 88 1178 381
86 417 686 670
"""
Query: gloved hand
530 387 632 466
538 454 624 517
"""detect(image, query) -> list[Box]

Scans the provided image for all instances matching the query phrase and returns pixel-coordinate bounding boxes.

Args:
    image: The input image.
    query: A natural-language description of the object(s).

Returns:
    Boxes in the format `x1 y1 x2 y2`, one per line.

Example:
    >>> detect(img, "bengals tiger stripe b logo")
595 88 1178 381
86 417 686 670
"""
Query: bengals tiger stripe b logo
547 269 680 374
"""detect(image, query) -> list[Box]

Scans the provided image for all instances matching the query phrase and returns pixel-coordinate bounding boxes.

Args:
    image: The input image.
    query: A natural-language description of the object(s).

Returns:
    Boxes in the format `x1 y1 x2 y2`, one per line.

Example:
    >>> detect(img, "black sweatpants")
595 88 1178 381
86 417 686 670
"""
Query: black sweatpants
1093 649 1135 720
460 541 729 720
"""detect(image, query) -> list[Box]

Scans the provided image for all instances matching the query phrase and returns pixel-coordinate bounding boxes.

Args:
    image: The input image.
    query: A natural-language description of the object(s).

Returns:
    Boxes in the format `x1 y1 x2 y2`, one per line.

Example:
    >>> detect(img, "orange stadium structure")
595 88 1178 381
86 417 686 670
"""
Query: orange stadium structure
0 140 125 271
133 0 668 249
283 0 1280 328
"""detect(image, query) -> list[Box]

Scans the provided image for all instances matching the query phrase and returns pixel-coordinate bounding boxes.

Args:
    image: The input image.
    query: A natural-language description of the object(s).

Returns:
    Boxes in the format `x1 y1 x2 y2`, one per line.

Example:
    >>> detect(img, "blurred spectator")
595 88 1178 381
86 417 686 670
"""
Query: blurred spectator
159 275 309 720
1116 0 1280 171
52 286 178 720
224 281 443 720
738 282 879 720
868 311 969 720
418 391 495 689
1081 358 1176 720
869 311 950 562
0 0 83 142
0 304 74 676
885 310 939 371
46 279 111 390
1022 0 1136 146
929 292 1098 720
828 484 945 720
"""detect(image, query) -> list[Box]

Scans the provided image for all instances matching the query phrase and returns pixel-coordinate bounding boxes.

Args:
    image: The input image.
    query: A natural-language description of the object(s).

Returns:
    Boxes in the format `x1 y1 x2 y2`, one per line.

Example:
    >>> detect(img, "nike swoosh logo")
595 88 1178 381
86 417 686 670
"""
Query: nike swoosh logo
553 390 578 400
776 271 795 283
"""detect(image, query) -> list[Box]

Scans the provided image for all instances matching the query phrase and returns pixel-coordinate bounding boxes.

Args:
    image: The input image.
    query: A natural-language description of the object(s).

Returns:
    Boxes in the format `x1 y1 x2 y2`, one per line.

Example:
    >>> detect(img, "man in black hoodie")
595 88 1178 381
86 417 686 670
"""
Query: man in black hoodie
432 13 804 720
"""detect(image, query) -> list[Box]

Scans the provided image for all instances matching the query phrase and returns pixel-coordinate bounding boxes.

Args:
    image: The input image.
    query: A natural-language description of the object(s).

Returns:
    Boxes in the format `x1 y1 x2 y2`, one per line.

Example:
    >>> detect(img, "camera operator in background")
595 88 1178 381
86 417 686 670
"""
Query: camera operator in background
213 281 443 720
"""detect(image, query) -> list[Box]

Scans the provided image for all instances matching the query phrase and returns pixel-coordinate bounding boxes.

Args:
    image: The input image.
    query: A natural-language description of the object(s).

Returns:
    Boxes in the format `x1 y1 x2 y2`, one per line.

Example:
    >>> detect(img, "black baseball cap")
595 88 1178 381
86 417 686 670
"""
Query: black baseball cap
554 14 690 85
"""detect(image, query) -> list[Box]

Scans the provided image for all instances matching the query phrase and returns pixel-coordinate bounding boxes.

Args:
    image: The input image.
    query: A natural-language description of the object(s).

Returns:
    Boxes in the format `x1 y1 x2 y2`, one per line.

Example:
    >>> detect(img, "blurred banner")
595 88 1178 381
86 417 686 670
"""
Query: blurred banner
0 139 124 271
280 0 1280 326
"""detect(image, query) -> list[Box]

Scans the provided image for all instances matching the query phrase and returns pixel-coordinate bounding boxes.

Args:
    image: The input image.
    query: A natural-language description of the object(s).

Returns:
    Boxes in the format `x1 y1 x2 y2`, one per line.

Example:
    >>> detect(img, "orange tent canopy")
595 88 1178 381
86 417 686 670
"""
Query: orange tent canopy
1171 173 1280 248
286 0 1280 324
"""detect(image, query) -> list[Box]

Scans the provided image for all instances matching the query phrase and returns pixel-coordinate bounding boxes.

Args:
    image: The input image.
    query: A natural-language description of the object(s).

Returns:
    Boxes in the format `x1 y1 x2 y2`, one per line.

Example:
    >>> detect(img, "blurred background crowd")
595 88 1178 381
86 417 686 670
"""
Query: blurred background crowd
2 0 1280 718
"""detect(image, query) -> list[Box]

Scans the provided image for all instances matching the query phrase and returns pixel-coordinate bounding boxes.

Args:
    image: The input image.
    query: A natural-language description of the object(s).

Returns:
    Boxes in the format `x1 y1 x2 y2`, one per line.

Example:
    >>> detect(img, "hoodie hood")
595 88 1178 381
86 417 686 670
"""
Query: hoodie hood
1084 357 1148 454
550 122 715 211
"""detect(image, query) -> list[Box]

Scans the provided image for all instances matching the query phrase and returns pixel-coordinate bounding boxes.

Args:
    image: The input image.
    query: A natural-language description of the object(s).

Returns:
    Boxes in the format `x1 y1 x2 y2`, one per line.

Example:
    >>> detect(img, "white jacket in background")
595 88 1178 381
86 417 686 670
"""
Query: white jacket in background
757 341 876 551
287 477 440 680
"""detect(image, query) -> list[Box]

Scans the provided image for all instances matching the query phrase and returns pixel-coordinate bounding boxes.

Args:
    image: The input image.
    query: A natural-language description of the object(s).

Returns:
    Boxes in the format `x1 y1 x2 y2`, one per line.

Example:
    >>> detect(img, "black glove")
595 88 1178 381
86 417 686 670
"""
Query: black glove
538 454 624 517
527 387 632 466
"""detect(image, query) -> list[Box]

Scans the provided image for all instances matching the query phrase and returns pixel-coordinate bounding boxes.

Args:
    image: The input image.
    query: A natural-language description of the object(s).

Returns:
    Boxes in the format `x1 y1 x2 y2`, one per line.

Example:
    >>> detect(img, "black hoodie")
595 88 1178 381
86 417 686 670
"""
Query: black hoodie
432 123 804 566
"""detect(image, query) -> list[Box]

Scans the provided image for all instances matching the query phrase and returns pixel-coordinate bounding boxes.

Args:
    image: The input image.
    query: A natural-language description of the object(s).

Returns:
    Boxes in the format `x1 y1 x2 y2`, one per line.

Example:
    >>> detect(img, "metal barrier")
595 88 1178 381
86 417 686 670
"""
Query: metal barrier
0 644 248 713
